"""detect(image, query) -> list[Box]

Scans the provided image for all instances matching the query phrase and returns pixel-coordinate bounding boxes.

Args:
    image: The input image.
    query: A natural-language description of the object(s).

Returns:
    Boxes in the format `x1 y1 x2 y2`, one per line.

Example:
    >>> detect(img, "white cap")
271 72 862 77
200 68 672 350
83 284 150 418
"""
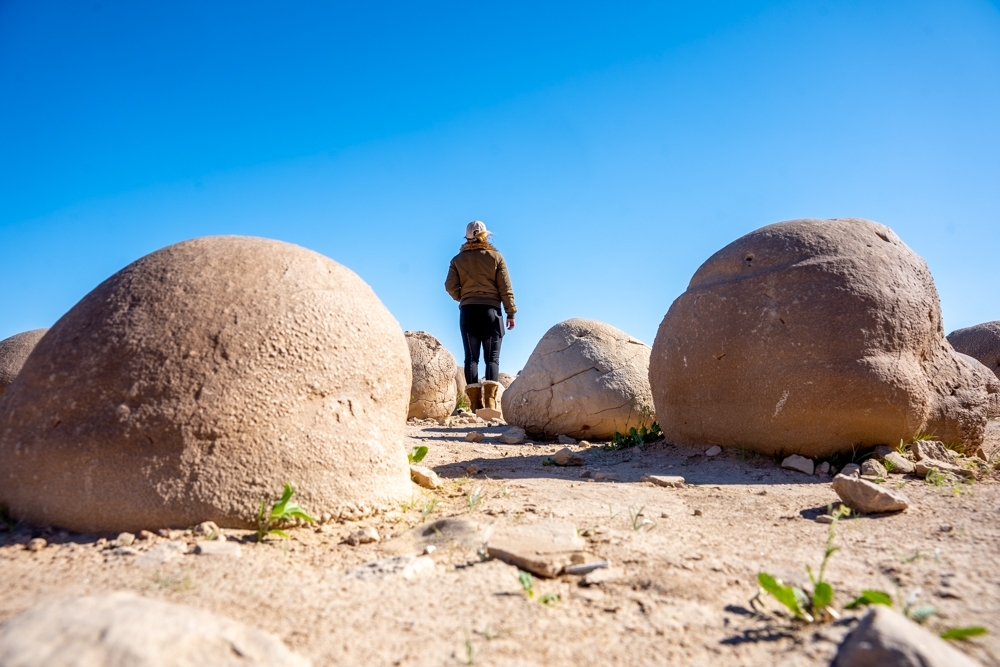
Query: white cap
465 220 490 240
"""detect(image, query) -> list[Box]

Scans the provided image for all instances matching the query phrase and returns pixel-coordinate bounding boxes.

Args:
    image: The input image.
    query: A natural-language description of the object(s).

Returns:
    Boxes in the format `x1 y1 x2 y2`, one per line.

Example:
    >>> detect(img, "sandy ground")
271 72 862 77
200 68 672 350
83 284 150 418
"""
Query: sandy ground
1 419 999 666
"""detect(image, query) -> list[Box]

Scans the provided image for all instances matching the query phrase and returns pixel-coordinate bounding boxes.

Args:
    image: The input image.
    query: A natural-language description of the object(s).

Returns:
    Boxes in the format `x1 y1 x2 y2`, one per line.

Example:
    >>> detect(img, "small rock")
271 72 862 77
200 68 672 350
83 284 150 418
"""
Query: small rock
26 538 46 552
861 459 887 478
883 451 915 474
832 474 909 513
476 407 503 421
705 445 722 457
914 459 974 479
156 529 184 540
346 526 380 546
693 509 703 516
486 520 586 577
834 605 981 667
136 541 188 567
578 440 591 447
640 474 685 488
873 445 895 459
815 514 835 524
115 532 136 547
410 464 443 489
137 530 156 541
782 454 815 475
193 521 221 539
578 469 593 478
465 464 480 476
553 448 584 466
593 472 618 481
816 461 830 475
499 426 526 445
345 554 435 580
465 431 484 443
112 546 139 556
557 435 577 445
581 566 623 586
912 440 950 462
194 541 242 557
840 463 861 477
564 560 611 576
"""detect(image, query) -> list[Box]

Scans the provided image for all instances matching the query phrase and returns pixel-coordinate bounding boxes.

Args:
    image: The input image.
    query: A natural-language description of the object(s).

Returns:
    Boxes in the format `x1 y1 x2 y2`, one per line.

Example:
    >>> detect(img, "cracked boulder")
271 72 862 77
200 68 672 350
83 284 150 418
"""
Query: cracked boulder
649 218 990 457
0 329 48 398
405 331 458 421
0 236 413 533
501 318 655 440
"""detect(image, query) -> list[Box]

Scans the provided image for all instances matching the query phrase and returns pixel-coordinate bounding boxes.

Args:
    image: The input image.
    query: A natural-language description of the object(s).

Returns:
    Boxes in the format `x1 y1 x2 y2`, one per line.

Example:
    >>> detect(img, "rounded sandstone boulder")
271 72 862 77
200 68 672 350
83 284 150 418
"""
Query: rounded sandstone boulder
405 331 457 421
0 592 310 666
0 236 412 533
501 318 655 440
498 372 516 388
0 329 48 397
650 218 990 457
947 321 1000 380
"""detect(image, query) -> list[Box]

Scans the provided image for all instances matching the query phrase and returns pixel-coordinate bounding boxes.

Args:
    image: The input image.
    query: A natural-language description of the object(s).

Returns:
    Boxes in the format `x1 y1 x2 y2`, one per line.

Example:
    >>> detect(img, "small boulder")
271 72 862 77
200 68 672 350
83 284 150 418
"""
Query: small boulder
552 448 584 466
501 319 655 440
781 454 814 475
834 605 981 667
832 474 909 513
409 465 443 490
913 459 974 480
499 426 526 444
883 452 915 474
465 431 484 443
557 434 578 445
861 459 887 478
840 462 861 477
406 331 459 421
26 538 46 552
0 329 48 398
705 445 722 457
948 321 1000 380
912 440 950 462
0 592 310 666
816 462 831 475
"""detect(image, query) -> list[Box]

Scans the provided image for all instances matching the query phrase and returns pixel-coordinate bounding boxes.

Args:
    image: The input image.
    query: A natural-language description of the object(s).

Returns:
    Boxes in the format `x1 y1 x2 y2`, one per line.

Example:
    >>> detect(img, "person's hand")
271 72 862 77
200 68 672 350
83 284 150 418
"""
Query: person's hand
506 317 515 330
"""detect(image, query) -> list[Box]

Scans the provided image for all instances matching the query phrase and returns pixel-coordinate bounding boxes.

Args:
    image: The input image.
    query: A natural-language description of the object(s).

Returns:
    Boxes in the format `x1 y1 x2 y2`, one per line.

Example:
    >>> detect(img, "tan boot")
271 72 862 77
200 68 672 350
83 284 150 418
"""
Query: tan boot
477 381 503 421
465 384 483 412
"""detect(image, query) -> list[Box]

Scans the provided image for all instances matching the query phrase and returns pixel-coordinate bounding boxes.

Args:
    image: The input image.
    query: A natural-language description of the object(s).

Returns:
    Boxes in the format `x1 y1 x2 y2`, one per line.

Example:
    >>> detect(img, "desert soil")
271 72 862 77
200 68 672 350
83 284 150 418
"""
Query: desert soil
2 419 999 666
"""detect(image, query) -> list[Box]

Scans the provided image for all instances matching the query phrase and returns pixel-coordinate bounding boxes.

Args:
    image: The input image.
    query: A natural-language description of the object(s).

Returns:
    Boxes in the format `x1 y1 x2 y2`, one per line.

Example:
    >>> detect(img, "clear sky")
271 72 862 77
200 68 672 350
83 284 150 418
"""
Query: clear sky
2 0 999 373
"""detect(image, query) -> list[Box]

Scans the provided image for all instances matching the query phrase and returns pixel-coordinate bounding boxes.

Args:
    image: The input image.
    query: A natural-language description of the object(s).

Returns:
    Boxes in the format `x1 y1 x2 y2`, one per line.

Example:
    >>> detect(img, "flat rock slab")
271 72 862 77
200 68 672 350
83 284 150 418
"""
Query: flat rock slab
782 454 815 475
477 408 503 421
487 520 586 578
135 541 187 567
834 606 982 667
640 474 685 488
194 540 242 557
914 459 975 479
0 592 310 666
410 465 443 489
345 555 435 581
832 474 909 513
553 448 584 466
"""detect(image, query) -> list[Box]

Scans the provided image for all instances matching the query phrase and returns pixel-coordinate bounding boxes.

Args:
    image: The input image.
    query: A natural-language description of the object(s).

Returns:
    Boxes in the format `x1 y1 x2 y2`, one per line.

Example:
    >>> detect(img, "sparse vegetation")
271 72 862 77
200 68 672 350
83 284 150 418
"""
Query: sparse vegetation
605 422 663 451
629 506 654 531
465 486 484 512
256 482 315 542
846 581 988 640
408 445 428 464
518 570 560 605
421 497 441 520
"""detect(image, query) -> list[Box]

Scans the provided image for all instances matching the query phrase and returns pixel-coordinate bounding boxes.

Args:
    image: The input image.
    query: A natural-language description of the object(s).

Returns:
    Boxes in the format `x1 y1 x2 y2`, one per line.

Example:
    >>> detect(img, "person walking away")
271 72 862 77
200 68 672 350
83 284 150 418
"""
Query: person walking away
445 220 516 418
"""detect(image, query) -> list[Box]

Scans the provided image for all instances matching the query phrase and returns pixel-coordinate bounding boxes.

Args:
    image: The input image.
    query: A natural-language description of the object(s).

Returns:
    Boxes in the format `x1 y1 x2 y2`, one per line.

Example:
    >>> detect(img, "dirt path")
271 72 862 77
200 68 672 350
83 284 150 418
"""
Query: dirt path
2 420 998 666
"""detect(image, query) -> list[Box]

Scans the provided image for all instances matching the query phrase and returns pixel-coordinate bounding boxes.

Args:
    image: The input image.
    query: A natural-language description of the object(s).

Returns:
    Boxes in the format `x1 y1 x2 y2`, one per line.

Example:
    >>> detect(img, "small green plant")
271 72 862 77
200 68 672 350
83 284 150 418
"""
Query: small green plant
629 506 654 531
421 497 441 520
466 486 484 512
539 592 560 605
518 570 559 605
756 505 850 622
408 445 428 464
912 432 937 442
605 422 663 451
896 439 911 455
456 391 471 413
882 458 896 474
925 469 948 487
465 630 475 665
256 482 315 542
941 626 988 641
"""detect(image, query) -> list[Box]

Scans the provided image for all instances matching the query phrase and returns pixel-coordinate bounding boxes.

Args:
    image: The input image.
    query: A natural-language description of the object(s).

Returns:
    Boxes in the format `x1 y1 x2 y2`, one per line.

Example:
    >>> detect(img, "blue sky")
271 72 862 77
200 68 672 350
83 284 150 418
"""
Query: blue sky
2 0 999 373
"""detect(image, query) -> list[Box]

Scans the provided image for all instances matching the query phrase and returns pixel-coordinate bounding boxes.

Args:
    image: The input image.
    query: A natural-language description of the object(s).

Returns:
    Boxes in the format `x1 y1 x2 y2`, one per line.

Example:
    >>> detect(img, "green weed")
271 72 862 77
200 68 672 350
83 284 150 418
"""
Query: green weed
604 422 663 451
421 497 441 520
256 482 315 542
408 445 428 465
518 570 559 605
465 486 484 512
941 626 988 641
912 432 938 442
456 391 471 413
629 506 654 531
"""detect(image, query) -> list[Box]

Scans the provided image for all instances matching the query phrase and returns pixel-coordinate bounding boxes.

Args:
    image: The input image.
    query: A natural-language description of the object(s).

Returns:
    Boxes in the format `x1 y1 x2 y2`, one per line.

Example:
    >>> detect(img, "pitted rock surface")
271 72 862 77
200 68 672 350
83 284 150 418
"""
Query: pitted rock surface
0 236 413 533
405 331 458 421
0 592 310 666
0 329 48 397
649 218 990 457
501 318 655 440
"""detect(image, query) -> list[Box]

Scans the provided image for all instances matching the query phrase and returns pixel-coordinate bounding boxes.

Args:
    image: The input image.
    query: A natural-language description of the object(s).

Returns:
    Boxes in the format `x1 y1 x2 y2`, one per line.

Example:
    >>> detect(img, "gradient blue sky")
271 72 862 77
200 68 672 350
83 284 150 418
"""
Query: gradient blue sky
2 1 999 373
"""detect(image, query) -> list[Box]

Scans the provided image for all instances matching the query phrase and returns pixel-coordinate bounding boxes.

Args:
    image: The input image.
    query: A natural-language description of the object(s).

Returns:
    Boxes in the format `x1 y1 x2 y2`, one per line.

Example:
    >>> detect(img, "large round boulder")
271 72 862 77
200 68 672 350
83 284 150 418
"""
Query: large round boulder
0 236 412 533
650 218 990 457
957 353 1000 417
0 592 310 666
0 329 48 397
501 319 655 440
947 321 1000 380
405 331 457 420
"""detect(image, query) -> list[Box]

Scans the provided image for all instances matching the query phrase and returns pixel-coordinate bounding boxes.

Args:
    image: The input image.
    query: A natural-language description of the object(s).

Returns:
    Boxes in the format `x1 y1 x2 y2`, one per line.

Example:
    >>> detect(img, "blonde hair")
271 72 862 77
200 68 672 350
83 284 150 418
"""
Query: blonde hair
473 230 490 244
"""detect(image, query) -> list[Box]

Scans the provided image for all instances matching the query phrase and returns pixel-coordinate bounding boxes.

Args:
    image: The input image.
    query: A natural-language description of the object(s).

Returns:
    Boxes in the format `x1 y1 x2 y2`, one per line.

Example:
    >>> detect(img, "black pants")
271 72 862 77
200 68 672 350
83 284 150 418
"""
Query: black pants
460 305 504 385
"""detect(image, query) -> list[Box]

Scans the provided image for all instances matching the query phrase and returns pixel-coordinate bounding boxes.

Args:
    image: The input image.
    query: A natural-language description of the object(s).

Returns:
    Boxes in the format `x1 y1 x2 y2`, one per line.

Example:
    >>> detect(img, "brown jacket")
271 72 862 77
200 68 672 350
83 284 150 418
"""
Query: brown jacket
445 242 517 318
